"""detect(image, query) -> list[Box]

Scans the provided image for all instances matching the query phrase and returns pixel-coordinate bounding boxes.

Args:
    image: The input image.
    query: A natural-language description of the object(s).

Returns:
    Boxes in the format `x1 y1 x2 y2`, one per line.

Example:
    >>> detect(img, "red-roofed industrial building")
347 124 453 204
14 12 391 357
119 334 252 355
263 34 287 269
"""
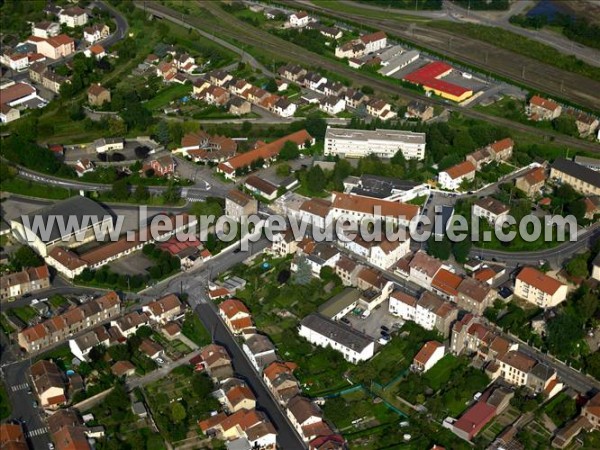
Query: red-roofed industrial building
404 61 473 102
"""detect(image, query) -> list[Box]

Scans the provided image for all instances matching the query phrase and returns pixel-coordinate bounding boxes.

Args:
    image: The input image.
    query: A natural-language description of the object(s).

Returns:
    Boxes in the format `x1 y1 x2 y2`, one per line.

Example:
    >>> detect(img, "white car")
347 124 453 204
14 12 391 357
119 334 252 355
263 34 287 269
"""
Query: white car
155 358 165 365
378 336 391 345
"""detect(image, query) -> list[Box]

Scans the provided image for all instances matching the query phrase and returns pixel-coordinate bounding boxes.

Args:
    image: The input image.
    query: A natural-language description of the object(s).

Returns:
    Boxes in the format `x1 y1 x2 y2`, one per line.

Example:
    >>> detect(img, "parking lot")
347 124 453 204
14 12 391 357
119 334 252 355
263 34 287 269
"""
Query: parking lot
107 252 154 276
342 299 403 341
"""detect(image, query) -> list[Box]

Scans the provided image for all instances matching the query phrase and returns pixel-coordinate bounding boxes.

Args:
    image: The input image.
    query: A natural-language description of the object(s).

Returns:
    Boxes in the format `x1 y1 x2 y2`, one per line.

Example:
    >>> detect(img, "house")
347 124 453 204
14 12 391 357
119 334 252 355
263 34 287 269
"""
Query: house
204 85 230 106
570 111 599 137
0 104 20 123
177 130 237 163
289 11 310 28
223 383 256 413
497 350 537 386
405 101 434 121
83 23 109 44
142 155 176 177
293 242 341 277
438 161 476 190
528 95 561 121
139 339 164 360
94 137 124 153
412 341 445 373
229 97 252 116
456 277 496 316
592 253 600 282
29 34 75 59
111 360 136 378
550 158 600 196
514 267 568 308
473 197 510 225
32 21 61 38
465 148 494 170
208 69 233 87
451 388 511 441
286 396 325 442
430 268 462 301
366 98 396 121
389 290 458 338
515 166 546 197
272 97 297 117
278 64 307 82
112 311 149 338
226 189 259 220
344 89 368 109
156 61 177 81
200 344 234 380
30 360 66 408
582 392 600 430
309 435 346 450
142 294 182 324
0 423 27 449
335 40 366 59
322 80 346 97
488 137 514 162
329 191 419 227
360 31 387 53
406 251 443 289
306 23 342 40
0 265 50 301
175 53 197 73
87 83 111 106
299 313 375 363
244 176 278 201
74 159 95 177
340 234 410 270
242 334 278 372
301 72 327 92
319 96 346 115
263 361 300 406
28 62 68 94
219 299 254 334
1 50 29 71
59 6 88 28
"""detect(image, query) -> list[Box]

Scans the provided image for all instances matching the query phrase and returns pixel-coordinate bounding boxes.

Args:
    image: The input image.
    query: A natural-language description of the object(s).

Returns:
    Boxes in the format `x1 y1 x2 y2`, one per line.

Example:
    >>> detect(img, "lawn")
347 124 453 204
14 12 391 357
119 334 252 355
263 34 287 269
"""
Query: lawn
422 354 462 390
544 392 578 428
181 312 211 347
144 83 192 111
0 178 72 200
0 383 11 420
0 313 15 336
407 195 427 206
36 345 75 371
321 389 399 431
9 306 39 325
48 295 69 309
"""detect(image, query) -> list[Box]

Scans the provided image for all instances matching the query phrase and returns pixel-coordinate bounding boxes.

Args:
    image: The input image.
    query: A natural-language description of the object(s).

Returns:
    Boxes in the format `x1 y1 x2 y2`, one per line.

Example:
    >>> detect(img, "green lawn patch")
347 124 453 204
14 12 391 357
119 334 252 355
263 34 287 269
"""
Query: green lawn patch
0 178 72 200
9 306 39 325
422 354 462 390
144 84 193 111
181 312 211 347
0 313 15 336
48 295 69 309
0 383 11 420
544 392 578 428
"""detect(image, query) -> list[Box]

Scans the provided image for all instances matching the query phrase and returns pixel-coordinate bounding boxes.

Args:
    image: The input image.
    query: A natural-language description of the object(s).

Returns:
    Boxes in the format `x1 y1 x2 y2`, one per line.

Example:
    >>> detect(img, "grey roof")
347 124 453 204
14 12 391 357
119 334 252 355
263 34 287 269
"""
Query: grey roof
318 288 361 319
593 252 600 267
574 155 600 168
325 127 426 146
378 50 420 76
15 196 108 243
552 158 600 189
132 402 147 415
226 437 252 450
245 334 276 355
529 363 556 382
349 174 421 199
301 313 373 351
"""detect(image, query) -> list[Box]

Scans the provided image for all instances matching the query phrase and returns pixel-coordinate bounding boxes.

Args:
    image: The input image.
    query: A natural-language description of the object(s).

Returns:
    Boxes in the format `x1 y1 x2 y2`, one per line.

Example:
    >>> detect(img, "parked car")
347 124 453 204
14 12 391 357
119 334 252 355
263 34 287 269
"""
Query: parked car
380 325 390 333
340 317 351 325
378 336 391 345
155 358 165 365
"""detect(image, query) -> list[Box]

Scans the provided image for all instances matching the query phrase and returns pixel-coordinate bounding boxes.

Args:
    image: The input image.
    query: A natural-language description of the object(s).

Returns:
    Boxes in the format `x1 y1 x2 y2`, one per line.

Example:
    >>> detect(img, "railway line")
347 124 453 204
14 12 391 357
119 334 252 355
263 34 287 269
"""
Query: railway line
143 1 600 154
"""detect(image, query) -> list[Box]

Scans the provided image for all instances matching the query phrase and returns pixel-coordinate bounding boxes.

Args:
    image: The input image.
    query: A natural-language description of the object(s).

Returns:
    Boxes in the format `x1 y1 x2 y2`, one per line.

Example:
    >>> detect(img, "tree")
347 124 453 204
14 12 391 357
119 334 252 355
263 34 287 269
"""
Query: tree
566 254 589 278
305 165 326 194
279 141 299 161
276 163 291 177
265 78 278 93
133 184 150 202
111 178 130 201
362 85 374 94
546 312 585 359
452 239 472 263
552 116 579 137
170 401 186 423
135 146 151 159
10 246 43 271
427 236 452 260
241 121 252 134
293 256 312 285
155 120 170 146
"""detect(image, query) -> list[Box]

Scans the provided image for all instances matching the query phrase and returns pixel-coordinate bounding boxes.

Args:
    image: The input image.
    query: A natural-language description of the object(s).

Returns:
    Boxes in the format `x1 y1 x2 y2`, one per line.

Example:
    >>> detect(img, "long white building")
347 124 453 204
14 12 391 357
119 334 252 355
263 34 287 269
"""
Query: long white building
324 127 426 160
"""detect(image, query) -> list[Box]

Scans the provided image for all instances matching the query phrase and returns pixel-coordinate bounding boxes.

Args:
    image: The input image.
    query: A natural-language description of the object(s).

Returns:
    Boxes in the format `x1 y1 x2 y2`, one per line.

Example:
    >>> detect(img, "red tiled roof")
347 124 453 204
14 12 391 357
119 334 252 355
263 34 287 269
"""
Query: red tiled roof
404 61 471 97
413 341 444 366
453 400 496 440
219 299 250 319
0 82 35 104
530 95 560 111
360 31 386 44
444 161 476 180
431 269 462 297
516 267 564 295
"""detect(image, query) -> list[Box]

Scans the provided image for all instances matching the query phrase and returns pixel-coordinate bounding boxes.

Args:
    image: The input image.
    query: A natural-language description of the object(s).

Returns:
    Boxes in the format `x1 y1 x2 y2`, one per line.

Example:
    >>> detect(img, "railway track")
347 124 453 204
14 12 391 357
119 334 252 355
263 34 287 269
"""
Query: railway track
143 1 600 154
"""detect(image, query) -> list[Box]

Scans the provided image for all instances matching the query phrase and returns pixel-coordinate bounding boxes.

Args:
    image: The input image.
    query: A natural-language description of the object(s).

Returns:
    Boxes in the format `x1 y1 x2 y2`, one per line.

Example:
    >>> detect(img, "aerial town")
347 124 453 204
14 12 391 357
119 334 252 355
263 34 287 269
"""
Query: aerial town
0 1 599 450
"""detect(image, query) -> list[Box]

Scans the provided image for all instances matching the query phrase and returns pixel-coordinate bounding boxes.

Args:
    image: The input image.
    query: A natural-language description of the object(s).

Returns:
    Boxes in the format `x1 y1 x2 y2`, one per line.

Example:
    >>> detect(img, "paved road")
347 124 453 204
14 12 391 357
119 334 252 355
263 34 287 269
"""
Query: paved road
92 1 129 49
151 0 600 152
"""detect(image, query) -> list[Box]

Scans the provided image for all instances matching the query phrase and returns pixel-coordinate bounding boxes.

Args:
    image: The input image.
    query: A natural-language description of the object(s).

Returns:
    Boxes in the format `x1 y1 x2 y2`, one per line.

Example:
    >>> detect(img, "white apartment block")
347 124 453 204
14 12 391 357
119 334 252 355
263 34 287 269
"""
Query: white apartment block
299 314 374 363
514 267 568 308
59 7 88 28
324 127 426 160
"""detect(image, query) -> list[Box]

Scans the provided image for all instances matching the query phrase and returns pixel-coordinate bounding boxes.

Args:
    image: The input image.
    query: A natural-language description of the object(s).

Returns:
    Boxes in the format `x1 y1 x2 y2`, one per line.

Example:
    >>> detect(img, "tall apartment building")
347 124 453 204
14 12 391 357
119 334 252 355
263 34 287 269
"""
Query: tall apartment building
514 267 567 308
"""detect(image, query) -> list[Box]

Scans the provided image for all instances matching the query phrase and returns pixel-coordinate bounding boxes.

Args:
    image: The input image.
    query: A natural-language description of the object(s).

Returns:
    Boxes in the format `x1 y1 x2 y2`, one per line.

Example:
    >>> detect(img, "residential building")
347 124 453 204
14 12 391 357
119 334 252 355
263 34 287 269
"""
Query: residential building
176 130 237 163
299 313 375 363
293 242 341 277
438 161 476 190
17 291 121 352
515 166 546 197
223 383 256 413
1 51 30 71
550 158 600 196
112 311 149 338
271 229 300 258
405 100 434 121
451 388 512 441
298 198 332 229
488 137 514 162
0 265 50 300
243 334 278 372
32 21 61 38
244 176 278 201
289 11 310 27
324 127 426 160
111 360 136 378
87 83 111 106
29 34 75 59
0 423 27 449
272 98 296 117
219 299 254 335
74 159 95 177
360 31 387 53
139 339 164 360
514 267 568 308
430 268 462 301
278 64 307 82
389 290 458 337
263 361 300 406
497 350 537 386
456 277 496 315
344 88 368 109
200 344 234 380
208 69 233 87
329 191 419 227
83 23 109 44
582 392 600 430
286 396 327 442
412 341 445 373
59 6 88 28
528 95 561 121
229 97 252 116
94 137 124 153
0 104 20 123
142 294 182 324
218 129 314 180
30 360 66 408
407 251 443 289
142 155 176 177
68 326 110 361
366 98 396 121
339 234 410 270
592 253 600 282
319 96 345 115
473 197 510 225
226 189 259 220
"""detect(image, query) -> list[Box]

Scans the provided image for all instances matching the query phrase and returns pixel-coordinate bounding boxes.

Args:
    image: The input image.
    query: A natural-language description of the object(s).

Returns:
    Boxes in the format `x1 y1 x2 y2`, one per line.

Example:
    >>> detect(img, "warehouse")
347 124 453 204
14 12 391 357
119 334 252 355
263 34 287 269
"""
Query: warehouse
404 61 473 102
324 127 426 160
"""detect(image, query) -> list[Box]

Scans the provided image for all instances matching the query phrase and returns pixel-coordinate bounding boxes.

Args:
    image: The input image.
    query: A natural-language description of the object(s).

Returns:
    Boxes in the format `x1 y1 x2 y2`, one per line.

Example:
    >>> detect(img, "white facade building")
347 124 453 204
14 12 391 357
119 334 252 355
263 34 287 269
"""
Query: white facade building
514 267 568 308
324 127 426 160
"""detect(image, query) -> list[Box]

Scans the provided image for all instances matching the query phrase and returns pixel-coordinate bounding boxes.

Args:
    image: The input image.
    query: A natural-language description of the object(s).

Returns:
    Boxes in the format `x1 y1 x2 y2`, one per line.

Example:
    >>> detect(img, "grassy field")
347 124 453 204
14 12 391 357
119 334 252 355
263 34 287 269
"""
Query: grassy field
181 312 211 347
144 84 193 111
0 313 15 336
0 178 73 200
9 306 39 325
422 354 462 390
321 389 399 430
313 0 433 22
